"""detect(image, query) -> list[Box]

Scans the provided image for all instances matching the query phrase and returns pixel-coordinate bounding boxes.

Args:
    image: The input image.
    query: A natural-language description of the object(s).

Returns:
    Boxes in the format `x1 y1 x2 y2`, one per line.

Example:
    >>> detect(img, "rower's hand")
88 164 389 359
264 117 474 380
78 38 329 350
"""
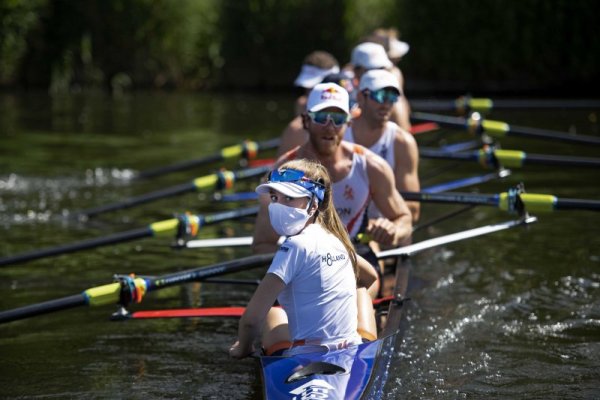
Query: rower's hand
229 340 254 359
366 218 399 246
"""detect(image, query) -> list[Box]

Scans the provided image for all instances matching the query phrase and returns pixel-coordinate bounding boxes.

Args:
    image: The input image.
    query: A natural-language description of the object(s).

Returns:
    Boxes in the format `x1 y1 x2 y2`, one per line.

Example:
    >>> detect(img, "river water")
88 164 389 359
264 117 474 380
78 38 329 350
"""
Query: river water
0 91 599 399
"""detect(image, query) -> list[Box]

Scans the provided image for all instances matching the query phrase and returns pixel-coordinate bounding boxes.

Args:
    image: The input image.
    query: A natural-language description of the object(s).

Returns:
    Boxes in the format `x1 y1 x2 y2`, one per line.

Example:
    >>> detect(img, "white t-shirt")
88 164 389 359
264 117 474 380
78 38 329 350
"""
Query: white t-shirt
267 223 361 346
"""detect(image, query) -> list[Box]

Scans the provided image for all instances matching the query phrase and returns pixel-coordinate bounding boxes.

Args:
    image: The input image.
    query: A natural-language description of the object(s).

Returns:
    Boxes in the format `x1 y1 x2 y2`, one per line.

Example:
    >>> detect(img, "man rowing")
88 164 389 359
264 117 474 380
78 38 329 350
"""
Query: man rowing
277 50 340 157
252 82 413 297
344 69 420 221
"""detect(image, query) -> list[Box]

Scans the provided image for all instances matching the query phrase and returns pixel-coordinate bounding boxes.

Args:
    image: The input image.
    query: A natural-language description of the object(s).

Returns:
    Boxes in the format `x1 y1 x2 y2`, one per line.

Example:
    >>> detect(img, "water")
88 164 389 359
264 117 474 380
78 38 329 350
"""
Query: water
1 91 599 399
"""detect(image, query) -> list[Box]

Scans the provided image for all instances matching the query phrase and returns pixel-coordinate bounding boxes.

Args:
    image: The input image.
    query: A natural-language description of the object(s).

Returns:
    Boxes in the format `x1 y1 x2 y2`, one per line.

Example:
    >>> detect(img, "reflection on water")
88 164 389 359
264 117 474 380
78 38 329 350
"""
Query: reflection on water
0 92 599 399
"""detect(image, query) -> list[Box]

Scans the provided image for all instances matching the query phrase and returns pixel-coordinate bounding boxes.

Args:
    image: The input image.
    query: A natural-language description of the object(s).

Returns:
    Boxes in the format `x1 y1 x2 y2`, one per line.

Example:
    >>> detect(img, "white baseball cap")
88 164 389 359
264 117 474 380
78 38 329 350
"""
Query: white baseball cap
294 64 340 88
351 42 392 69
387 38 410 59
359 69 400 92
306 83 350 114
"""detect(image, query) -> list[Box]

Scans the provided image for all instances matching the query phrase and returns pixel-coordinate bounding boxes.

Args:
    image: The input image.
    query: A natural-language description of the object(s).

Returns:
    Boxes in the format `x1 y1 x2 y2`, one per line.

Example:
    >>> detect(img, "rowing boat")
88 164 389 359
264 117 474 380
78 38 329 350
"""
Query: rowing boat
259 260 410 399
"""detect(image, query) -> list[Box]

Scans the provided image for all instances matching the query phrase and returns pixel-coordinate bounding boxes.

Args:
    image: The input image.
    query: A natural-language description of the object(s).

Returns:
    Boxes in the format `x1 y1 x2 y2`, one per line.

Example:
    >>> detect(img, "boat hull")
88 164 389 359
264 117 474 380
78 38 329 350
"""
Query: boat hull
260 332 399 399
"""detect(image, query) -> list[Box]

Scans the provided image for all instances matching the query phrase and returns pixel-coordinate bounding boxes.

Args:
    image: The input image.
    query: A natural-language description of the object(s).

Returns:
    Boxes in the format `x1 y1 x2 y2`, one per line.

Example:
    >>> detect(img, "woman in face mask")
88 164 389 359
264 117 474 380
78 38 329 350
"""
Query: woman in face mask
230 159 378 359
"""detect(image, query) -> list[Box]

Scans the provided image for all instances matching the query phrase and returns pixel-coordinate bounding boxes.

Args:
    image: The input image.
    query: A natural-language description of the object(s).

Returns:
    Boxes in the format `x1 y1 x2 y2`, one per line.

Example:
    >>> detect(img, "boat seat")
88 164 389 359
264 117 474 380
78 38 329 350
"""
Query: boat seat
285 361 346 383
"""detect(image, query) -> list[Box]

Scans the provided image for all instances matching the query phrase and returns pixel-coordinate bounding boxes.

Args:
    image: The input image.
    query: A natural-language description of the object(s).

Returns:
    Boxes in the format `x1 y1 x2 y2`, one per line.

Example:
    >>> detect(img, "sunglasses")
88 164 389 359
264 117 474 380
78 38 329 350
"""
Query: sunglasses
269 168 325 201
365 89 400 104
307 111 349 127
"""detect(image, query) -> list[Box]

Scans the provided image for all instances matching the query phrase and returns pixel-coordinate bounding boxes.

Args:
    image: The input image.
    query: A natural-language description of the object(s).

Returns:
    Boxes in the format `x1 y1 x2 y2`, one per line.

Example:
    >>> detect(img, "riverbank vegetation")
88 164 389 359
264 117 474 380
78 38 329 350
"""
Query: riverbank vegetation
1 0 598 95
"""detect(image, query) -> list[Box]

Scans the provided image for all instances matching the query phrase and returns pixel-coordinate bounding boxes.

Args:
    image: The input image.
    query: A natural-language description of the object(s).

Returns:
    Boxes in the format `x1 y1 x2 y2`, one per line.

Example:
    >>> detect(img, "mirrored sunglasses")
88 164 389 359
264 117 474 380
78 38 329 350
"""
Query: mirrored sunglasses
366 89 400 104
307 111 349 127
269 168 325 201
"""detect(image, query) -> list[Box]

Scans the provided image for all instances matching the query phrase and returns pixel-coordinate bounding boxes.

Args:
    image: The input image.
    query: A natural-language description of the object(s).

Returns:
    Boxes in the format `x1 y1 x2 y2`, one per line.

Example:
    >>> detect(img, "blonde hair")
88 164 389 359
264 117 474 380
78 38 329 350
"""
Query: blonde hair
277 159 358 275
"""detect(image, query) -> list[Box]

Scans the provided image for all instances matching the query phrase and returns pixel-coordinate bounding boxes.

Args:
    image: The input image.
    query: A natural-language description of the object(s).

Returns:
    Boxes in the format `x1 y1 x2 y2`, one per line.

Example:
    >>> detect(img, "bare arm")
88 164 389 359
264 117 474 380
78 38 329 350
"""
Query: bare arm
230 273 285 358
393 128 420 221
365 153 413 246
356 254 378 289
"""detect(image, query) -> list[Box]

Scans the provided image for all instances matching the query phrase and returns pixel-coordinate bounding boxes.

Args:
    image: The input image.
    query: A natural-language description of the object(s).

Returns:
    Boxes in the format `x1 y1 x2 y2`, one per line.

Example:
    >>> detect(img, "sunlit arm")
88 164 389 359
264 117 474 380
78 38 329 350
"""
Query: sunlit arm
230 273 285 359
365 153 413 246
356 254 378 289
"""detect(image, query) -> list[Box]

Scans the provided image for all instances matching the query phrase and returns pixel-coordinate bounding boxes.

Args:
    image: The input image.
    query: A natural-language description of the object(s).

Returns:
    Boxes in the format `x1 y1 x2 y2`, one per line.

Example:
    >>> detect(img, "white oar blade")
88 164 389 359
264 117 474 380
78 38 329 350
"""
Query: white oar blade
185 236 284 248
377 216 537 259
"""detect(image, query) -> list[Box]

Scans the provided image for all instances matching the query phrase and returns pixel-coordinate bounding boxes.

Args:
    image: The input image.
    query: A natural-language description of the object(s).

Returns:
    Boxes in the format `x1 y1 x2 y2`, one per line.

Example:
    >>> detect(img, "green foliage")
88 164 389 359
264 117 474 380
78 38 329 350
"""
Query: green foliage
0 0 598 93
0 0 46 85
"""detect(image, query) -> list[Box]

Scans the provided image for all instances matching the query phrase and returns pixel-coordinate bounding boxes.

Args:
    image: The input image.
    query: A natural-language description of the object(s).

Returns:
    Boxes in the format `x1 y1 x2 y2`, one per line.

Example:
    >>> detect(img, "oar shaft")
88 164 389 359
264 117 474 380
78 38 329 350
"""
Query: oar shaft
136 138 280 179
411 112 600 146
77 165 270 218
78 182 197 218
419 148 600 168
0 294 87 324
0 227 152 267
555 198 600 211
146 253 274 291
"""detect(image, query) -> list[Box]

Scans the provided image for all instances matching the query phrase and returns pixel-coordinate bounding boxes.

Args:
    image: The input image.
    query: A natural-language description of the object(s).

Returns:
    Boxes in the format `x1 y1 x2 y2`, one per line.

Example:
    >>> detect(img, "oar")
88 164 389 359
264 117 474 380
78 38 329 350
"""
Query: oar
376 215 537 258
411 111 600 146
131 215 537 319
400 190 600 213
419 147 600 169
75 164 271 219
136 138 280 180
411 96 600 113
135 123 439 181
0 252 275 324
212 170 512 203
0 206 259 267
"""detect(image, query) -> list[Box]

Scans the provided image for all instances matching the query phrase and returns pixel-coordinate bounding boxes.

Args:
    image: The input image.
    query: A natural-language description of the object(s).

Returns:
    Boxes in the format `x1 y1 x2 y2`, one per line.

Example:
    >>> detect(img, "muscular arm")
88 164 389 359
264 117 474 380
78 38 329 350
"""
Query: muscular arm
393 128 420 221
365 153 413 246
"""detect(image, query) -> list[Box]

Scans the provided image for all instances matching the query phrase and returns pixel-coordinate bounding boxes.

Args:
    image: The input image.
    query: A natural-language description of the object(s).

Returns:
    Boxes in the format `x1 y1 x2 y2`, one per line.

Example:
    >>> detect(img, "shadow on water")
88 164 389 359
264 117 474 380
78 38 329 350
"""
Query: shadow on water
1 91 599 399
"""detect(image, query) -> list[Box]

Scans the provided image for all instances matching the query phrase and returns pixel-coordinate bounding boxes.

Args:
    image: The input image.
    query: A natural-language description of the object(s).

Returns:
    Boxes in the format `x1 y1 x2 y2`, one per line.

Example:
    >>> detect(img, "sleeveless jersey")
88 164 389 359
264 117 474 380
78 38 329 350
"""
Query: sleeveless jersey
344 122 399 219
267 223 361 346
281 146 371 239
344 121 398 169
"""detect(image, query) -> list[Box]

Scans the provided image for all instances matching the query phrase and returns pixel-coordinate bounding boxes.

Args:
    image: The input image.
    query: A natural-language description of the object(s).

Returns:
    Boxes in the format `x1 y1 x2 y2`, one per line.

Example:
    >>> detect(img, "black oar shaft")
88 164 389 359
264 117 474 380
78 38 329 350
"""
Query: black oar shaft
523 153 600 168
146 253 274 291
136 138 281 179
411 112 600 146
419 148 600 168
0 294 87 324
77 165 270 219
78 182 197 218
0 206 260 268
555 198 600 211
0 227 152 267
0 252 276 324
138 154 224 180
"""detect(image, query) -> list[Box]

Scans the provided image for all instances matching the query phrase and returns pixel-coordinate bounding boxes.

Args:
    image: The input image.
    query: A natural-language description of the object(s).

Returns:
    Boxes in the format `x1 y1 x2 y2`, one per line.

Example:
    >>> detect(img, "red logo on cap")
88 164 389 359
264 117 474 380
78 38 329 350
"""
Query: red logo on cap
321 87 341 101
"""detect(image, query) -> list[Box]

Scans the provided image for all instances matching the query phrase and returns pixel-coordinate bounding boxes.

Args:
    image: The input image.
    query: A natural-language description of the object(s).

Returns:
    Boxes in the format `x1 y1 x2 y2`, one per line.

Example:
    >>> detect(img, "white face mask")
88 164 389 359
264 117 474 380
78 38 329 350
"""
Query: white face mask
268 201 313 236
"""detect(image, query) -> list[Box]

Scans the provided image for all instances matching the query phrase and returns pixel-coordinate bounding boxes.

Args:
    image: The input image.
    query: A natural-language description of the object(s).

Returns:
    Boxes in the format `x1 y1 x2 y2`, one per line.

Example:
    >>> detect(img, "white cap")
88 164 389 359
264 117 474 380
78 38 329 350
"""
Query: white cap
255 181 312 199
306 83 350 114
294 64 340 88
387 38 409 59
359 69 400 92
351 42 392 69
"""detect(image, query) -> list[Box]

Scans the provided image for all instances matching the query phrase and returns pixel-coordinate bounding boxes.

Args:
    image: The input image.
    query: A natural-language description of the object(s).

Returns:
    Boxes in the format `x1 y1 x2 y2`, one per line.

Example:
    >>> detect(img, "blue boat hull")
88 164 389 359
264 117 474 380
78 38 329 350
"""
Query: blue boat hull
260 332 398 399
